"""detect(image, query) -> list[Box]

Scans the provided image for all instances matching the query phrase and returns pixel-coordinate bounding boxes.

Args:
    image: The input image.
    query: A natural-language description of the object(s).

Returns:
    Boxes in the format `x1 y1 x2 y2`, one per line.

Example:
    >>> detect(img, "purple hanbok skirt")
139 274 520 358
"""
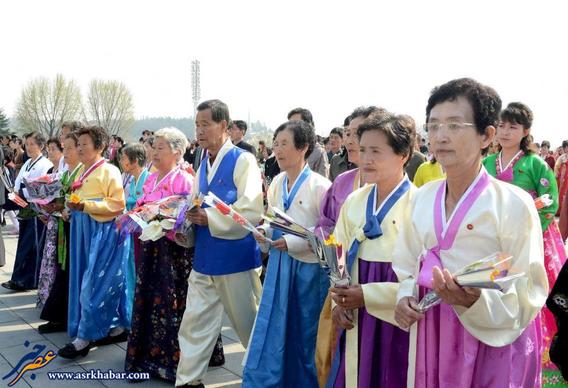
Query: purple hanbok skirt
415 287 542 388
333 259 409 388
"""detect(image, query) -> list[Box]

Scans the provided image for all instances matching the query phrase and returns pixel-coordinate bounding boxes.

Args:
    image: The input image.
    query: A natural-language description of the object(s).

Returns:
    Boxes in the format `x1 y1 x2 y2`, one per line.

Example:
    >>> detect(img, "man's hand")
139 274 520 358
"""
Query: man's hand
395 296 424 329
330 285 365 310
432 266 481 308
186 207 208 226
271 238 288 252
332 305 355 330
253 228 267 244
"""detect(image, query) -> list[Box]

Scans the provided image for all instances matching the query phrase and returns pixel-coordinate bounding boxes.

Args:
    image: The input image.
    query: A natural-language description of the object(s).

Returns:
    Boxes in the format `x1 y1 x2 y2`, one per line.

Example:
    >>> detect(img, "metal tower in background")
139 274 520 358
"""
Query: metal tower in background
191 60 201 118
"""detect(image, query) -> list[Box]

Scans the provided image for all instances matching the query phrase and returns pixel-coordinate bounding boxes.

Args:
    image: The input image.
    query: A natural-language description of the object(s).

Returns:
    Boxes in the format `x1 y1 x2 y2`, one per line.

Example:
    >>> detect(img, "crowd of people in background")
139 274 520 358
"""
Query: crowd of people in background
0 77 567 387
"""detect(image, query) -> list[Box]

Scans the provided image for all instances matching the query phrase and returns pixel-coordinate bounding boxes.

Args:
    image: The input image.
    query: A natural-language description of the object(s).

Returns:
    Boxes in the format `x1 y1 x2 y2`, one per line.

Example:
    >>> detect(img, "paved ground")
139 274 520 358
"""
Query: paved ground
0 226 244 387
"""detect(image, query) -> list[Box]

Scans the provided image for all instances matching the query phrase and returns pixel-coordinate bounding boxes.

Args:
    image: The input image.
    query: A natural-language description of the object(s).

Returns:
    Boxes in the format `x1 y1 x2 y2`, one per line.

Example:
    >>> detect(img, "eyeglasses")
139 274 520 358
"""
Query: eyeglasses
423 122 475 133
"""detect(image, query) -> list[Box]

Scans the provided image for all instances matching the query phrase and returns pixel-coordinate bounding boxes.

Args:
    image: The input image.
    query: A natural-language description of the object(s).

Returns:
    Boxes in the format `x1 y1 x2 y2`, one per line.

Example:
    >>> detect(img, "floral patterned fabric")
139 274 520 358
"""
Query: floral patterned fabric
125 239 224 381
37 166 82 308
543 371 568 387
36 217 59 308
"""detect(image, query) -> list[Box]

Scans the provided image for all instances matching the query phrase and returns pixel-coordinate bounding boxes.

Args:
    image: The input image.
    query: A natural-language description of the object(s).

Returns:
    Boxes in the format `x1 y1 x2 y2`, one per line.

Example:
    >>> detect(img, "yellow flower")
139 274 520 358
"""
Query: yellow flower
69 193 81 204
324 234 340 247
489 269 500 281
193 198 203 207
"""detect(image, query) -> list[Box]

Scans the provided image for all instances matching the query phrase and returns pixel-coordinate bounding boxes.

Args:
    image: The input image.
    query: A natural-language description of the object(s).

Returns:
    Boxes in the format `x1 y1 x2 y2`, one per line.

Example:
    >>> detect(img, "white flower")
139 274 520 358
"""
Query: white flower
140 220 166 241
160 218 176 230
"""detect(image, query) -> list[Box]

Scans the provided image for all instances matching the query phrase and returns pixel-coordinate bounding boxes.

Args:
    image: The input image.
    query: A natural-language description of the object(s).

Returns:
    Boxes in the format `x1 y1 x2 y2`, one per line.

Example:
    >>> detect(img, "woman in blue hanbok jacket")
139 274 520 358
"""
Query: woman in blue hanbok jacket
243 120 331 387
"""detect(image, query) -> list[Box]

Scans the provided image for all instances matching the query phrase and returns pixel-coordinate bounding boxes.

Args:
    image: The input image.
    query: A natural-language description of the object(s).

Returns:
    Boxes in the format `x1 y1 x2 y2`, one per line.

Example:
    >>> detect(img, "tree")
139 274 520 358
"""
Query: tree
15 74 83 138
0 108 9 134
87 79 135 136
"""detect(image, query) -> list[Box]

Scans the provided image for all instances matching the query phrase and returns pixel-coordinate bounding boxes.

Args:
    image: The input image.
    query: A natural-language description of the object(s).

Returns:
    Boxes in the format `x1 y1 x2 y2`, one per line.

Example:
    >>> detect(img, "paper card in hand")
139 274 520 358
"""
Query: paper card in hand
417 251 525 313
262 207 312 240
308 230 350 287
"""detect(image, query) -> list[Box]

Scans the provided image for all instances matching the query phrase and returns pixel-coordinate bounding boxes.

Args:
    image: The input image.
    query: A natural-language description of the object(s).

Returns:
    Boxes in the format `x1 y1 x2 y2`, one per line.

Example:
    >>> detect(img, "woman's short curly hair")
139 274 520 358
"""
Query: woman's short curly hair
24 131 47 149
77 125 109 153
121 143 147 167
64 131 80 146
357 112 416 167
426 78 502 136
274 120 316 160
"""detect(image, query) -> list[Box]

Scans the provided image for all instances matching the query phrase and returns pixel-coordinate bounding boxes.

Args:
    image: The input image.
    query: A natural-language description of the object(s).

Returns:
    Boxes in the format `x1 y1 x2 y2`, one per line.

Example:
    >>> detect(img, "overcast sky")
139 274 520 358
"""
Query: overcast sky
2 0 567 144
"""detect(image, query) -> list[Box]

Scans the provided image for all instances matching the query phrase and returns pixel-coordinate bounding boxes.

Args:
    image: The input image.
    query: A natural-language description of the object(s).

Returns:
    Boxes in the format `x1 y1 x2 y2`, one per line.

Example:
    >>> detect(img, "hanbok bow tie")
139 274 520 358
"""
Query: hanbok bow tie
417 246 443 289
362 214 382 240
347 214 383 273
418 171 491 289
346 181 411 273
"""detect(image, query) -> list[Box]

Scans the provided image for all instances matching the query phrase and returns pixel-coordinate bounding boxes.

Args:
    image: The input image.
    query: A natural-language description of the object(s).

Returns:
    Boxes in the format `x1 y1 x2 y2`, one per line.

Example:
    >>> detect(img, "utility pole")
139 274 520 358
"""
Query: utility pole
247 110 251 135
191 60 201 119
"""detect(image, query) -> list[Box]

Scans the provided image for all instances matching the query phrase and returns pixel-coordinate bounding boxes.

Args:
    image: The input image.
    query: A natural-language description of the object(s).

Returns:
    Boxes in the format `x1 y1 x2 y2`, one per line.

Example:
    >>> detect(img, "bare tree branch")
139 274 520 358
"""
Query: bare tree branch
87 79 134 136
15 74 83 137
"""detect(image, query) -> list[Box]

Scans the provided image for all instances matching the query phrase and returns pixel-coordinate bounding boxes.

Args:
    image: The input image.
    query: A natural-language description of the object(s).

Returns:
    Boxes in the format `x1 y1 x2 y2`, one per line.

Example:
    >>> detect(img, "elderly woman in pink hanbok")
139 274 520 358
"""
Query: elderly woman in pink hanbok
125 127 223 382
394 78 548 387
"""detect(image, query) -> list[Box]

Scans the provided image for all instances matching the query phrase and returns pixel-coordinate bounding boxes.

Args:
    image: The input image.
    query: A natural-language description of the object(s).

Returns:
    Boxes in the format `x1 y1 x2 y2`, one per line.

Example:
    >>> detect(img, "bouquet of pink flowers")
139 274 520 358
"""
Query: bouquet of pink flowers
116 194 203 244
22 174 63 205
